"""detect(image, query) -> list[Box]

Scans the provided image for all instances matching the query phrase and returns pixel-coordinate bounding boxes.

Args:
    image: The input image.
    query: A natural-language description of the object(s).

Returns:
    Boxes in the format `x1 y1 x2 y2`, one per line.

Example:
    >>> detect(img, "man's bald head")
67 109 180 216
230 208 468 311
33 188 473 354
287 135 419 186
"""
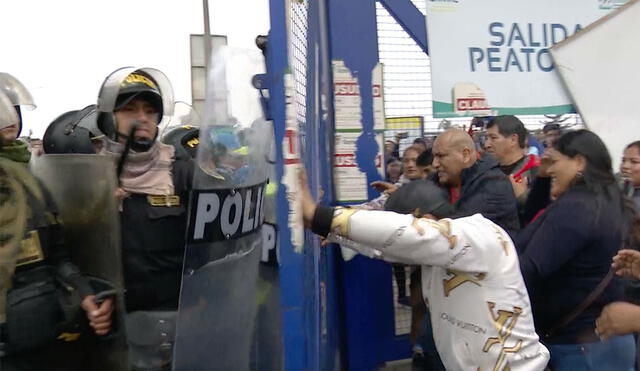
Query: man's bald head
432 129 478 187
436 129 476 153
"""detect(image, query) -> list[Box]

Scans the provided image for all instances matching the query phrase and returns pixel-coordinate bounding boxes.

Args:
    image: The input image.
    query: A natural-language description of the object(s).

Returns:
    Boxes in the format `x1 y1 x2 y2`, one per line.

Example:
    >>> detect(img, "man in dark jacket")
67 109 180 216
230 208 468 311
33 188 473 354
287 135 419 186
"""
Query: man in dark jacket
432 129 520 231
485 115 538 183
484 115 539 223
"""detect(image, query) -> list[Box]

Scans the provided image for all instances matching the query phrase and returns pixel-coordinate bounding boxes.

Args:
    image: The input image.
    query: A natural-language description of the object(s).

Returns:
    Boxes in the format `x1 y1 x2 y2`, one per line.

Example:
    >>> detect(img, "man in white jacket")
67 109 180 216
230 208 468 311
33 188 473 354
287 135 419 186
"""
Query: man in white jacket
300 175 549 370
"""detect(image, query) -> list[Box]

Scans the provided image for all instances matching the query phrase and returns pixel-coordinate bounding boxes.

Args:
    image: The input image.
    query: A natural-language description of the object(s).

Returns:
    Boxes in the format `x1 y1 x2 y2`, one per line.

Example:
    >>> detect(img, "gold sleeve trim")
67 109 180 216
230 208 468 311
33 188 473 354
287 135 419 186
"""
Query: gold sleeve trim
420 218 457 249
330 207 358 237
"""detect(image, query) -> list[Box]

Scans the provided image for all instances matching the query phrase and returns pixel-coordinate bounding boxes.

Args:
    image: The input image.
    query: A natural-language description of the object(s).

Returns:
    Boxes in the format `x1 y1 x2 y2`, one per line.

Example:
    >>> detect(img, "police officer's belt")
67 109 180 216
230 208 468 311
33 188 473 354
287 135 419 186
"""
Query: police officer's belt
147 195 180 207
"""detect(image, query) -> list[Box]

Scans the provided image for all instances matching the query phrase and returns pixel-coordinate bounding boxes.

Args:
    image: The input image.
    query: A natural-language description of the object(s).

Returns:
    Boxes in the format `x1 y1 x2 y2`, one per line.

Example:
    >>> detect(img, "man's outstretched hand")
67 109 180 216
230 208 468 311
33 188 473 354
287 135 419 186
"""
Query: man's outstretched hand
371 181 397 194
299 168 317 229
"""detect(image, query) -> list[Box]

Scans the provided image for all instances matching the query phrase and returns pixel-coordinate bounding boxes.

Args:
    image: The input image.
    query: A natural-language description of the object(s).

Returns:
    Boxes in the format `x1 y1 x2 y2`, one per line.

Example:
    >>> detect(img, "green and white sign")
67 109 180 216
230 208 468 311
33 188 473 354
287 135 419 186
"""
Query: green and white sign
425 0 627 117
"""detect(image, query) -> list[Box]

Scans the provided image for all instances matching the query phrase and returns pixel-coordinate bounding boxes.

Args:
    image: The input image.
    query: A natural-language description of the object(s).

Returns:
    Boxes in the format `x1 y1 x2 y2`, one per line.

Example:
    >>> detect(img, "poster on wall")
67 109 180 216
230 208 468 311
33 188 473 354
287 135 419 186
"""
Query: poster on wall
333 60 385 131
332 60 386 203
372 63 385 131
333 60 363 130
425 0 628 117
281 72 304 251
334 132 384 203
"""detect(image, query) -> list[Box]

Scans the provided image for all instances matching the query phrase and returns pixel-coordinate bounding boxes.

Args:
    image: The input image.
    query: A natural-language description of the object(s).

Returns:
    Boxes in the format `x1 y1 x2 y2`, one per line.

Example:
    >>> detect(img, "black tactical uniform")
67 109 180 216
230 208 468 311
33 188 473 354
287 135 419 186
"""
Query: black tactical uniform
0 150 93 371
120 151 193 312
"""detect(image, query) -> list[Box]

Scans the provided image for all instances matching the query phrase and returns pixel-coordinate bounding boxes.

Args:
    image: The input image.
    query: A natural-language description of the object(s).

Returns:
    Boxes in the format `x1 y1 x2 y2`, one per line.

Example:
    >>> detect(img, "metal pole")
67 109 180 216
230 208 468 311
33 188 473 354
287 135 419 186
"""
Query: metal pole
203 0 212 83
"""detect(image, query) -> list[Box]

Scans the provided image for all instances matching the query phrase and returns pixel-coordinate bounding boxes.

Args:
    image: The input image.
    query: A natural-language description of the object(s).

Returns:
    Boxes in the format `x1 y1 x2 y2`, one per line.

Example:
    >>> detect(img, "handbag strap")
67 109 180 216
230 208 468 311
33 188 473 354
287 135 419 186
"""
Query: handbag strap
543 269 614 340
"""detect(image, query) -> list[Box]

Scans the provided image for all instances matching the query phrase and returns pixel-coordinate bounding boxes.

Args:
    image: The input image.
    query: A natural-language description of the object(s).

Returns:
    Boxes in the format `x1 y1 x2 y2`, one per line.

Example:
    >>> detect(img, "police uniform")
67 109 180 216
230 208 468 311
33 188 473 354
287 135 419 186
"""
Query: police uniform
95 67 191 371
0 151 93 370
104 141 193 371
119 149 193 313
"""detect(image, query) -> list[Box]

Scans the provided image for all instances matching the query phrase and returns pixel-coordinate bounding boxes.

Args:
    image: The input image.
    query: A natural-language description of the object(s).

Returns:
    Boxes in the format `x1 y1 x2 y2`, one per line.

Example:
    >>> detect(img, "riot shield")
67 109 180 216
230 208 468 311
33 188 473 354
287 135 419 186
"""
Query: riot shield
159 101 201 138
173 46 269 371
250 119 284 371
30 154 128 371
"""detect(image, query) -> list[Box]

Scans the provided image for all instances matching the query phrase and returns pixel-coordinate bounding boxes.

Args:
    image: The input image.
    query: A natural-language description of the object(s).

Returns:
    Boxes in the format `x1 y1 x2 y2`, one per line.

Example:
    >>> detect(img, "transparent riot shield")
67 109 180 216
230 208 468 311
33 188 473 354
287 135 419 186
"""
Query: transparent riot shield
30 154 128 371
173 46 269 371
250 119 284 371
159 101 202 138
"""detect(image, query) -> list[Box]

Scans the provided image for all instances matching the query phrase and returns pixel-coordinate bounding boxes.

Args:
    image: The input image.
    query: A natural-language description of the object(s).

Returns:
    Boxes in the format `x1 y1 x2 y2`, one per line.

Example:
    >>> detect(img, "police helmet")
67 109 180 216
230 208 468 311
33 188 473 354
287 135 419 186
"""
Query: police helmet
0 73 36 137
0 91 20 132
43 105 99 154
162 125 199 159
96 67 174 141
114 72 164 118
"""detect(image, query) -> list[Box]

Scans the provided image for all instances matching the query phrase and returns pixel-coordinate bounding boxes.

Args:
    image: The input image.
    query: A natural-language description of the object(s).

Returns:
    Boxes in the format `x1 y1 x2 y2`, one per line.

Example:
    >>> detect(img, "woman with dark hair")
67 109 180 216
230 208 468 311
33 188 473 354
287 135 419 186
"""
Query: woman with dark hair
620 140 640 209
385 156 402 184
515 130 636 370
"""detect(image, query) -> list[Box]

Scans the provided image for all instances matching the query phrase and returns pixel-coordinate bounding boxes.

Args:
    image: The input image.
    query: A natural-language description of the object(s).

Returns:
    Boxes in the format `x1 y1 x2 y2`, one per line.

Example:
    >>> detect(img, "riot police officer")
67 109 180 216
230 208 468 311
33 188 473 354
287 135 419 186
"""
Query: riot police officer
161 124 199 159
42 105 103 154
96 67 193 371
0 73 113 370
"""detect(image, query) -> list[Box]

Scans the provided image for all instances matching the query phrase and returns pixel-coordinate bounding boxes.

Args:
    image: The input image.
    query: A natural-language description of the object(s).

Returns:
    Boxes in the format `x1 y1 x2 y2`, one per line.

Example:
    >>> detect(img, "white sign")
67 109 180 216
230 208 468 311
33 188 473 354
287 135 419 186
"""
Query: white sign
453 82 491 115
333 60 363 130
426 0 627 117
550 0 640 170
333 60 385 131
333 132 384 203
372 63 385 131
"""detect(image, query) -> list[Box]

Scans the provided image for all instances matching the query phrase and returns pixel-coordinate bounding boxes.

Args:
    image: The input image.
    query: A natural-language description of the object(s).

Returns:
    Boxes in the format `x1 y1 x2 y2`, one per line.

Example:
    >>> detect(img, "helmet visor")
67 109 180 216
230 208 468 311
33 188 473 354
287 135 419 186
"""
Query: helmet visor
97 67 174 124
0 72 36 109
0 91 20 130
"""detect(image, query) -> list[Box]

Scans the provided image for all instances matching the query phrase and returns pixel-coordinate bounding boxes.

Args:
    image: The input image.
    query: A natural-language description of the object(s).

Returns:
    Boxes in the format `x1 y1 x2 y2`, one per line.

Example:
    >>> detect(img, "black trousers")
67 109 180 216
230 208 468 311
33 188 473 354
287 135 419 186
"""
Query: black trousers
2 337 127 371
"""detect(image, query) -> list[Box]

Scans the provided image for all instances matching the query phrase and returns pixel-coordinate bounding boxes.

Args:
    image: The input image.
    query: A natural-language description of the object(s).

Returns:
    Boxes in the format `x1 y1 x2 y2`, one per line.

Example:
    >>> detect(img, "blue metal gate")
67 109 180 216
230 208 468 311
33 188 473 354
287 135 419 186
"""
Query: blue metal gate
266 1 430 369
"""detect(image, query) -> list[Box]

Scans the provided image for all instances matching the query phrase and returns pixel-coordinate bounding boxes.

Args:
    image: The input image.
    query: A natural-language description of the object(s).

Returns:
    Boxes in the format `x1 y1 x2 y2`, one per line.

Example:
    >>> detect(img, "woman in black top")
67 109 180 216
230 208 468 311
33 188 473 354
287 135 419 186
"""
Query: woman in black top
514 130 636 370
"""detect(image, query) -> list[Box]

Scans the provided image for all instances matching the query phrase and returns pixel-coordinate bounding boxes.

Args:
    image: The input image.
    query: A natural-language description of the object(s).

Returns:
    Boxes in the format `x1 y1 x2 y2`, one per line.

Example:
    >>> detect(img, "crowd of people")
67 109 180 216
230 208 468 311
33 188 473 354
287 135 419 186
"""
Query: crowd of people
2 64 640 371
301 115 640 370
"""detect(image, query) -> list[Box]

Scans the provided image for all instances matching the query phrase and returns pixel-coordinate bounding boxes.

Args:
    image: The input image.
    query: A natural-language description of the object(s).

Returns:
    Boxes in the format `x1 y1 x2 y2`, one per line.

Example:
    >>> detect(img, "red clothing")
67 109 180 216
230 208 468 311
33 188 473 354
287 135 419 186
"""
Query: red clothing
449 187 460 204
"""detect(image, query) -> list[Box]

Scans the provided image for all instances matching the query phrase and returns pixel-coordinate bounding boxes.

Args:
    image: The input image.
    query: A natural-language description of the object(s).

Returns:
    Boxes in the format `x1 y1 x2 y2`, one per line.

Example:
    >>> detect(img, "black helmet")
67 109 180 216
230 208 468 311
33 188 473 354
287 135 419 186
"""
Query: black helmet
43 105 99 154
162 125 199 159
